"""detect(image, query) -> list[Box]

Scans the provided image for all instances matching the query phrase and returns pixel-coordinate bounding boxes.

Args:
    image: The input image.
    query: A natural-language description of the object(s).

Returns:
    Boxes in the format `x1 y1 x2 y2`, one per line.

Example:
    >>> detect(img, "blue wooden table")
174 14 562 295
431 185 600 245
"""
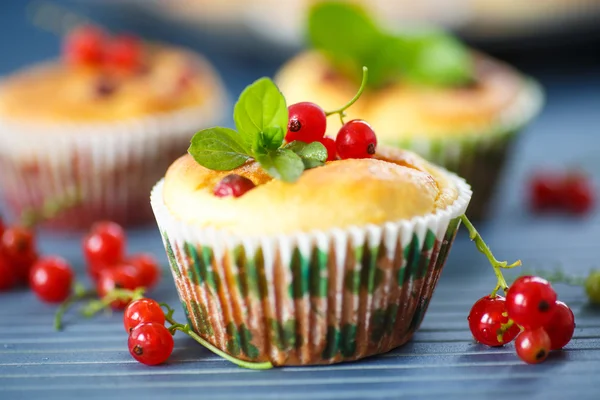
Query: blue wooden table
1 1 600 399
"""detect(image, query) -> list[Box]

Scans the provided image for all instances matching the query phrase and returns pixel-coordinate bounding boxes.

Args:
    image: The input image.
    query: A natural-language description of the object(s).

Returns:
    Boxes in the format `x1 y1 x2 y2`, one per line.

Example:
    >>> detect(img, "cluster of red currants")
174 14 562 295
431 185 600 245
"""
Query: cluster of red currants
285 102 377 161
124 298 174 366
469 276 575 364
530 172 593 214
0 217 74 303
64 24 143 72
83 222 161 308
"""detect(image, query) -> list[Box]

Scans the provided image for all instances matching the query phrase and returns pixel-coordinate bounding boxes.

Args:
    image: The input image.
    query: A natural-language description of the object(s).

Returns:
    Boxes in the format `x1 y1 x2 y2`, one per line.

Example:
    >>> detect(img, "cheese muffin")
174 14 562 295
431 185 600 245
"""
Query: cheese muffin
151 145 471 366
275 3 543 219
0 26 225 230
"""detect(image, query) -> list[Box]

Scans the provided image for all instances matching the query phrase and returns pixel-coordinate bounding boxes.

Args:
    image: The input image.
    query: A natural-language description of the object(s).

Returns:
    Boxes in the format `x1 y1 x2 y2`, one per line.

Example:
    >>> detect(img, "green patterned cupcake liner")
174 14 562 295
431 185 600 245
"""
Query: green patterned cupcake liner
150 172 471 366
383 79 543 219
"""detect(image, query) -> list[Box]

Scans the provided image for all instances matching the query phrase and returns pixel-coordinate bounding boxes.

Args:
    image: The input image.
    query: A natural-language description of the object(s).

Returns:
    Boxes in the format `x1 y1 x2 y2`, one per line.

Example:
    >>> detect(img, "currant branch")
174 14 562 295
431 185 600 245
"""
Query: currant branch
159 303 273 370
81 287 146 318
325 66 368 125
21 186 83 228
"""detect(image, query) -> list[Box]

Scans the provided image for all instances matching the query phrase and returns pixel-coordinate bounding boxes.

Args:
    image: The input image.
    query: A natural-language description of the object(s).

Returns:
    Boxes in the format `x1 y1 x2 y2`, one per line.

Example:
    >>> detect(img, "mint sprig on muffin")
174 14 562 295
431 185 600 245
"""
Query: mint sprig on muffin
308 2 473 88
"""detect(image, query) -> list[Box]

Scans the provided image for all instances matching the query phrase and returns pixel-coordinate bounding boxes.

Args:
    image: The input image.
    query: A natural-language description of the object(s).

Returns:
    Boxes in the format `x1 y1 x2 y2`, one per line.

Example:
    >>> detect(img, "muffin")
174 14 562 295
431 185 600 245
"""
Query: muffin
150 72 472 365
0 25 225 229
275 2 543 219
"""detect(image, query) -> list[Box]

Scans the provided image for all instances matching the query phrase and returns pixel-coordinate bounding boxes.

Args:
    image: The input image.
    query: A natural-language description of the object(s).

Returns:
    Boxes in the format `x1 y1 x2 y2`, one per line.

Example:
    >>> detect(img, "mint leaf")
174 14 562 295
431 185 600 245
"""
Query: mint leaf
283 141 327 169
233 78 288 151
188 127 250 171
255 149 304 183
254 126 285 154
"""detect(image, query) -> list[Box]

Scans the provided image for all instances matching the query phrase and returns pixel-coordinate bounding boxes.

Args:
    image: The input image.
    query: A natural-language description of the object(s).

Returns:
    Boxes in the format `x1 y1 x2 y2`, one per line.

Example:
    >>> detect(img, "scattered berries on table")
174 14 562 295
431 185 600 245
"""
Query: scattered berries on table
29 257 74 303
1 226 38 283
214 174 256 198
336 120 377 160
124 298 166 333
128 253 161 289
468 295 520 347
515 328 551 364
128 322 174 366
543 301 575 350
0 254 18 291
563 175 594 214
83 221 127 280
506 276 557 329
97 264 142 309
286 102 327 143
529 171 594 214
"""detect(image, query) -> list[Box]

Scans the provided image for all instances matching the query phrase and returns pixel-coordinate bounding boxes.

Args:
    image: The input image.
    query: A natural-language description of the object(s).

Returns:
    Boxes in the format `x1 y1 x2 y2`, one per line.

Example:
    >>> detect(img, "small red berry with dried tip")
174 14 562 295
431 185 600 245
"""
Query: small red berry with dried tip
336 119 377 160
1 226 38 283
214 174 256 198
84 221 127 280
515 328 551 364
124 298 166 333
128 254 161 289
543 301 575 350
468 295 520 347
285 102 327 144
318 136 337 161
63 25 107 66
29 256 74 303
506 276 557 329
128 322 174 366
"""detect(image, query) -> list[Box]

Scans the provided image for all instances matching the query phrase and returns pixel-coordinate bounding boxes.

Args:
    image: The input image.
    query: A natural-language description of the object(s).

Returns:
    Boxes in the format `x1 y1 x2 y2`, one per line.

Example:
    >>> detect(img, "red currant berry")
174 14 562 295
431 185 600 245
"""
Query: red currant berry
128 322 174 366
506 276 557 329
104 35 143 72
0 254 17 291
128 253 160 289
336 120 377 160
124 298 165 333
468 295 520 347
285 102 327 143
213 174 256 198
530 173 562 211
0 217 5 236
83 221 126 280
29 256 74 303
563 176 594 214
515 328 551 364
97 265 141 309
318 136 337 161
63 25 106 67
543 301 575 350
1 226 38 283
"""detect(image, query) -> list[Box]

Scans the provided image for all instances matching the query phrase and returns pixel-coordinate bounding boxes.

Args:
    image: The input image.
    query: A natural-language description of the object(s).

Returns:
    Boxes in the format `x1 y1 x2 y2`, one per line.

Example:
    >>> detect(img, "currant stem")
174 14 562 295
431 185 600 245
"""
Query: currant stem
496 319 518 344
514 267 586 287
160 303 273 370
21 186 83 228
54 283 95 331
80 287 145 318
460 215 522 296
325 66 368 122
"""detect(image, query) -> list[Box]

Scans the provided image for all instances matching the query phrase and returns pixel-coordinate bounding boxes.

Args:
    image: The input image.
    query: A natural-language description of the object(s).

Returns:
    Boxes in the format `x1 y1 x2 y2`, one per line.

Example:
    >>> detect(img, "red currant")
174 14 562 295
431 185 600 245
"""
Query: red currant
563 176 594 214
0 217 5 236
506 276 557 329
128 253 160 289
336 120 377 160
124 298 165 333
318 136 337 161
285 102 327 143
97 264 141 309
0 254 17 291
543 301 575 350
29 256 74 303
515 328 551 364
530 173 562 211
468 295 520 347
63 25 106 67
213 174 256 198
1 226 38 283
83 221 126 280
104 35 143 72
128 322 174 366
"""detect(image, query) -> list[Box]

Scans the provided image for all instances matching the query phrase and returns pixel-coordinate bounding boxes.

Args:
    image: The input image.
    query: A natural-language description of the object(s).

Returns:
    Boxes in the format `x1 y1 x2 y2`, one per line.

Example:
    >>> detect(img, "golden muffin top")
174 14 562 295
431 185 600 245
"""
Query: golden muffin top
0 34 220 122
163 145 458 236
275 51 526 141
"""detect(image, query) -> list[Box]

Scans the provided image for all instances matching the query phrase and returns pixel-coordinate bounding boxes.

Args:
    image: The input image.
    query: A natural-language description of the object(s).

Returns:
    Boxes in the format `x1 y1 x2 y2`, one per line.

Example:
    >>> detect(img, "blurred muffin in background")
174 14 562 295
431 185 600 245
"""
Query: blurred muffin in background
0 25 225 230
275 2 543 219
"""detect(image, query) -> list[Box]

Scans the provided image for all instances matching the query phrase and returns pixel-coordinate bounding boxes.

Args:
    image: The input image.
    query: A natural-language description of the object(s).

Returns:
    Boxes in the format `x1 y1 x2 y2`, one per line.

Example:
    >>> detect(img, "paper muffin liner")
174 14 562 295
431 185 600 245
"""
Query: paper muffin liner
0 68 226 230
150 172 472 366
383 79 543 219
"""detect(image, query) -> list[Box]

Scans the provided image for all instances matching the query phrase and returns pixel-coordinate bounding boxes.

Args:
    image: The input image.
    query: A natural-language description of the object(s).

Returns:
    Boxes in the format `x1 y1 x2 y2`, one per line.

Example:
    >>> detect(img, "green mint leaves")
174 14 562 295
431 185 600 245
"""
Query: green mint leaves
188 78 327 182
308 2 473 88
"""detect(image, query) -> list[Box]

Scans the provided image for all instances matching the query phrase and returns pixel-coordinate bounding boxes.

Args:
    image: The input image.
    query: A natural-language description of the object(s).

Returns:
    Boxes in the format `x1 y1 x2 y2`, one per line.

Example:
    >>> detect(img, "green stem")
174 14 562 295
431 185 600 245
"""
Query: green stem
460 215 521 296
514 267 586 287
80 287 145 318
160 303 273 370
21 186 83 228
325 66 368 122
54 283 95 331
